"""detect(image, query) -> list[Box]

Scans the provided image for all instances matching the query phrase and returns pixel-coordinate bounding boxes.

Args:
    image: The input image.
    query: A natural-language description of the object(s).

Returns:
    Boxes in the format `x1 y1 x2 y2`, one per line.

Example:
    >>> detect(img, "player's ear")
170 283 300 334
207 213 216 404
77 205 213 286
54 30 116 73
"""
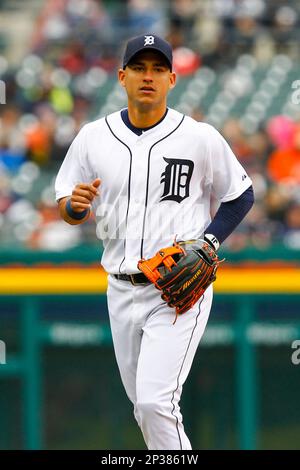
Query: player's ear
169 71 176 90
118 69 126 88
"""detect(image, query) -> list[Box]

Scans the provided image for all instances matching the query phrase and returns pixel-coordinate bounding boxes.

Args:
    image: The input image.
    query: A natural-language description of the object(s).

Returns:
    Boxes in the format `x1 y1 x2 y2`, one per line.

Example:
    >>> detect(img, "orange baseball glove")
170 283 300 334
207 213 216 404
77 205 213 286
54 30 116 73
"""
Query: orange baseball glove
138 238 222 321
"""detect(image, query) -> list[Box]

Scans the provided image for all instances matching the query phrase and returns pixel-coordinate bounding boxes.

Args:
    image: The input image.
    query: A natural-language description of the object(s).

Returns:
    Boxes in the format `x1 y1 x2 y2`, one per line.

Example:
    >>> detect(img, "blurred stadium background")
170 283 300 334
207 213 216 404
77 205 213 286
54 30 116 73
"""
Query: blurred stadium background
1 0 300 450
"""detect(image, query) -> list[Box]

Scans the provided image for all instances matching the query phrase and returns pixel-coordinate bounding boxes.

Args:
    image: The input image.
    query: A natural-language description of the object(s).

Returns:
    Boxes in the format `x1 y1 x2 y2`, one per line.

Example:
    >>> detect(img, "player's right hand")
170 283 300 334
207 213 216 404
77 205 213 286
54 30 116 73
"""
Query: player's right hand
70 178 101 212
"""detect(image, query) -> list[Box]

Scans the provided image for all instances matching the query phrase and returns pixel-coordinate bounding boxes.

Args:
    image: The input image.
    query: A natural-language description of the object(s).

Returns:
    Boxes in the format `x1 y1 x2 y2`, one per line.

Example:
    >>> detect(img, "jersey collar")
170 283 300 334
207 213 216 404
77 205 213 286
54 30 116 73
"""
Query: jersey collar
120 108 169 136
105 108 184 145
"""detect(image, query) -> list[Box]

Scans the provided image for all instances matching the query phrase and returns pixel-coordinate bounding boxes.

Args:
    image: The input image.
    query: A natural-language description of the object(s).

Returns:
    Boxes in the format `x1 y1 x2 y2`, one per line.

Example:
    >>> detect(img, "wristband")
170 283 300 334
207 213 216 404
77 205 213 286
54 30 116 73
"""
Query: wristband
204 234 220 251
65 199 89 220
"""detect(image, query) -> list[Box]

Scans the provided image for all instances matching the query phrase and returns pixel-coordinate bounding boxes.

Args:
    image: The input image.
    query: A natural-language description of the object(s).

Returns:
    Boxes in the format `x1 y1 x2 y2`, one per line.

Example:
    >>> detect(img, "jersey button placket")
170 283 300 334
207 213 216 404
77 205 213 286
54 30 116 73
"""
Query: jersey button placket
125 140 148 271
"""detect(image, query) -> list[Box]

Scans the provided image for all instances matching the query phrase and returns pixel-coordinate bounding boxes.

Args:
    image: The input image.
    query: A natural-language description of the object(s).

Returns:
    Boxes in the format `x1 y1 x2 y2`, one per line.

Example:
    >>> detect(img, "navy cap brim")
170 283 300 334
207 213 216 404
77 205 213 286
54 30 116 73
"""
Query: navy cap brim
122 35 173 70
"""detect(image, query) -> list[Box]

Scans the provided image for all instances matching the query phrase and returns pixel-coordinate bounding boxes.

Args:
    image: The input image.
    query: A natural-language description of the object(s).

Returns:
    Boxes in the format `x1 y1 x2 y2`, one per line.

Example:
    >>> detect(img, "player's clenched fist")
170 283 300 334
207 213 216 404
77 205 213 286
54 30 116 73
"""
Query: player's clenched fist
70 178 101 212
58 178 101 225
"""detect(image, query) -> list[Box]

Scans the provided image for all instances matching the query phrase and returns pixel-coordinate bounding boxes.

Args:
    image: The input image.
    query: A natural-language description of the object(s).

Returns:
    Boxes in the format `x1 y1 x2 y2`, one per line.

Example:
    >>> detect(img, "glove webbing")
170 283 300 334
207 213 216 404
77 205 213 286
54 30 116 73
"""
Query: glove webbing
137 244 184 285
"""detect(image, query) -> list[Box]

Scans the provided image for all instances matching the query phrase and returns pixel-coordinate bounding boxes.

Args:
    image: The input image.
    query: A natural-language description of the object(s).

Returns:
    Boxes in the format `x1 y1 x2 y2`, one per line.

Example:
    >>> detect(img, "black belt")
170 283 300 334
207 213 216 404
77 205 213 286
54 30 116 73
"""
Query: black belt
113 273 150 285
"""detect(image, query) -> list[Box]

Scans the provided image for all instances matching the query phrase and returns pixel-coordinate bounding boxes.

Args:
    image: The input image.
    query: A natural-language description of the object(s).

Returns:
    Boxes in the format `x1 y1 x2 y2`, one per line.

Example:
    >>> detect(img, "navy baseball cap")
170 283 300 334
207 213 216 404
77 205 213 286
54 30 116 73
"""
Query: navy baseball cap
122 34 173 70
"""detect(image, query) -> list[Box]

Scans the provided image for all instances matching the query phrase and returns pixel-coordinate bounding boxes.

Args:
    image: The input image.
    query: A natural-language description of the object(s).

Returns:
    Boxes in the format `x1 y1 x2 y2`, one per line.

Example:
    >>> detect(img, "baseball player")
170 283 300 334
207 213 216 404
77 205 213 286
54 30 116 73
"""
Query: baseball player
55 34 254 450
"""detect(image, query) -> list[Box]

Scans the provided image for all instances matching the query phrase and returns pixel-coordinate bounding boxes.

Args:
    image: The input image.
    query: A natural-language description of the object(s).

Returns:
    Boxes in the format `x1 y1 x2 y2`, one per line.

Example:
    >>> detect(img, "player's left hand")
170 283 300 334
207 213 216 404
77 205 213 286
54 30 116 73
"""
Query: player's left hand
138 238 223 321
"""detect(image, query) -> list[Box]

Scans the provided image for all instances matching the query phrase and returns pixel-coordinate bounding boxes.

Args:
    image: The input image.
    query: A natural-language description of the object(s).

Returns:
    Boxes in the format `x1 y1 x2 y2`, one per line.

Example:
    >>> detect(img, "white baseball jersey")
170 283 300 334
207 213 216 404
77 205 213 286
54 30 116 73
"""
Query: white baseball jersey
55 108 252 274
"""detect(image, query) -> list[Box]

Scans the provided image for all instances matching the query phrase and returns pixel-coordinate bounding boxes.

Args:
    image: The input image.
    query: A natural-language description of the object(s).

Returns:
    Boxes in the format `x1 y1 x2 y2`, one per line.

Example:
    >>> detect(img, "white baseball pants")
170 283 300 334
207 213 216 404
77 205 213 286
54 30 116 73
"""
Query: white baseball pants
106 274 213 450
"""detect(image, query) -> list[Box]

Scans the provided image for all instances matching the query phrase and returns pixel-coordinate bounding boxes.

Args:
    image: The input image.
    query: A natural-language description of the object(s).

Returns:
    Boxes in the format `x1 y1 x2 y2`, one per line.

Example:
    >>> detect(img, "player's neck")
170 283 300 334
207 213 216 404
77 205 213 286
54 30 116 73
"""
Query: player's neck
127 104 167 129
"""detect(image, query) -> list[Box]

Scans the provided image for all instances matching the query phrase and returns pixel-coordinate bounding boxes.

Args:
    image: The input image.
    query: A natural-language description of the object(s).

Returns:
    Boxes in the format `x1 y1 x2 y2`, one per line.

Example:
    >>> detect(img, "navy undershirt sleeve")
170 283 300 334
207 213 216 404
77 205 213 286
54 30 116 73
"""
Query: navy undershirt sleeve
205 186 254 244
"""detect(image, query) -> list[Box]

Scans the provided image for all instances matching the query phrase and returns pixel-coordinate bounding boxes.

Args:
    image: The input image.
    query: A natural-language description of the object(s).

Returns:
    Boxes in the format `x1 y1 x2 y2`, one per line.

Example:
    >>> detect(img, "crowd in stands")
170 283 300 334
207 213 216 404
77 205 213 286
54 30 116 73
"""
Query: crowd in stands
1 0 300 251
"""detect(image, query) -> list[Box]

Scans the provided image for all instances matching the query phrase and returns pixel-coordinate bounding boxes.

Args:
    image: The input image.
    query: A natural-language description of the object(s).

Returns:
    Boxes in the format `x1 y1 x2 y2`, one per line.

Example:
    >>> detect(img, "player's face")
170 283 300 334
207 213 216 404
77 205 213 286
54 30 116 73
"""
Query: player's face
118 50 176 111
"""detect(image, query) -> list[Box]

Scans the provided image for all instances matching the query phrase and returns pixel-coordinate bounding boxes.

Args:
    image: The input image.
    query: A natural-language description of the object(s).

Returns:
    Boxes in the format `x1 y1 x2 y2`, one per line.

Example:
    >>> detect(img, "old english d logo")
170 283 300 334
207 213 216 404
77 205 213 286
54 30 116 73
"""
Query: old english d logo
160 158 194 203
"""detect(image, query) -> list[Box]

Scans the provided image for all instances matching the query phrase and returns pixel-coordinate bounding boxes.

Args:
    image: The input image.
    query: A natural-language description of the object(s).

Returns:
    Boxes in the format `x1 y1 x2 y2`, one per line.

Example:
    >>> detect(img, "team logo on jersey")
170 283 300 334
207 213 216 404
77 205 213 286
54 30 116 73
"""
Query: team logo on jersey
144 35 155 46
160 158 194 203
